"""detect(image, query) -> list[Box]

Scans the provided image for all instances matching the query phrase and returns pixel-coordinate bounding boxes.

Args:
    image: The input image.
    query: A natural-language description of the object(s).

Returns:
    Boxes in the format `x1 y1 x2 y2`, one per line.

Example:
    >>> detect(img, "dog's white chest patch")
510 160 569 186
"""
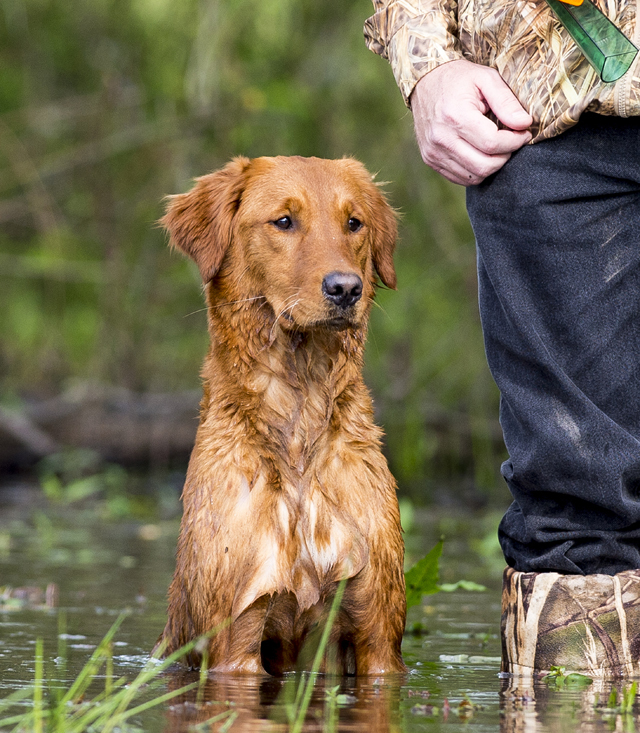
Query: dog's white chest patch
231 484 368 618
301 497 349 574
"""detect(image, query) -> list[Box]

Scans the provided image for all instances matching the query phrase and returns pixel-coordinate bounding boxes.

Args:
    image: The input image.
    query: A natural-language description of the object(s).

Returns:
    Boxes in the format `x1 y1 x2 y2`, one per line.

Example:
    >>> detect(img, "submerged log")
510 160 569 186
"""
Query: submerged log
0 383 201 468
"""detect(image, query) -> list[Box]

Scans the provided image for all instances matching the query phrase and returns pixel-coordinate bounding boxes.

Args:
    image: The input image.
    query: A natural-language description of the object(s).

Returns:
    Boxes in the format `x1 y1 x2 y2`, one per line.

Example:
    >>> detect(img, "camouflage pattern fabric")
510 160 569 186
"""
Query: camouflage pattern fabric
364 0 640 142
501 567 640 677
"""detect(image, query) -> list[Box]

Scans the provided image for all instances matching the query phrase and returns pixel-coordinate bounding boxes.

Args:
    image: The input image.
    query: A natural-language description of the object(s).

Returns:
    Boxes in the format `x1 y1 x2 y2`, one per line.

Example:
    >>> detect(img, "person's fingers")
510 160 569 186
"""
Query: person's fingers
424 135 512 186
410 60 533 185
456 113 532 155
478 69 533 131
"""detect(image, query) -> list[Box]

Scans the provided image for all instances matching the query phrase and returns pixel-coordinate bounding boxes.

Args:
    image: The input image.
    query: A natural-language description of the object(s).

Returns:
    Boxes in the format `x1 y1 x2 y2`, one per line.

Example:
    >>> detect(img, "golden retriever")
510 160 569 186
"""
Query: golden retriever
156 156 406 675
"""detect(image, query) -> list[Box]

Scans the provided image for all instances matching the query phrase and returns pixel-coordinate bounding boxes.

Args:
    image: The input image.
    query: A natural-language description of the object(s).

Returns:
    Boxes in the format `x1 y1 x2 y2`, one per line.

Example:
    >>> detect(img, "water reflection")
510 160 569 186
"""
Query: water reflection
500 675 640 733
162 671 403 732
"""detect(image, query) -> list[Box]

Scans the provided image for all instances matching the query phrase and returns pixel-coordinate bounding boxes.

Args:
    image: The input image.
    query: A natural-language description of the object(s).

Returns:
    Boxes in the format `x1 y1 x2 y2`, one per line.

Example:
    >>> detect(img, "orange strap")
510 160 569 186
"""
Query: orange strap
558 0 584 5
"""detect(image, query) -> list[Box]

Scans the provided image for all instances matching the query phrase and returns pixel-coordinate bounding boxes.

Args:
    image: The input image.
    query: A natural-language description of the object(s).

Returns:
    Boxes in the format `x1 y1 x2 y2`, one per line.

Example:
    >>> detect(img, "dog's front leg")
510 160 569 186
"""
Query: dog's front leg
208 595 270 674
344 553 407 675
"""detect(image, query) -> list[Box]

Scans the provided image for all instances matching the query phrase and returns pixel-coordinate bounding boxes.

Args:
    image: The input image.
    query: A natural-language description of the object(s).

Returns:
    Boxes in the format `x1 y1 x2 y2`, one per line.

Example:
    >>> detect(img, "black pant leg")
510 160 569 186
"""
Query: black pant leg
466 114 640 575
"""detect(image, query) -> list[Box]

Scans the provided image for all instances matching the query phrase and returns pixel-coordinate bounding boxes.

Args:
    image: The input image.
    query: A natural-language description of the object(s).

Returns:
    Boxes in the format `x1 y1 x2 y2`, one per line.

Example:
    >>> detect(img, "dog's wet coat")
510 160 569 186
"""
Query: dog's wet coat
156 156 406 675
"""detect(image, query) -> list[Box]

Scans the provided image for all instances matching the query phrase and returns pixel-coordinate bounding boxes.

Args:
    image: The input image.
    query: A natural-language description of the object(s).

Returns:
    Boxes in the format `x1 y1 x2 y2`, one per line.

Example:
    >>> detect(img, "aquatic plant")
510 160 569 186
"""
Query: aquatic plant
541 665 593 690
0 584 351 732
0 615 211 733
595 681 638 719
278 578 348 733
405 539 486 611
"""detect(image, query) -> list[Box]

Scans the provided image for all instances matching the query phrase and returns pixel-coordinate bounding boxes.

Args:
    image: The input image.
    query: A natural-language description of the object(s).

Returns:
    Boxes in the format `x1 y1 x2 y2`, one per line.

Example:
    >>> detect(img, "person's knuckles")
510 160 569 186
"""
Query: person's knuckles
427 125 459 154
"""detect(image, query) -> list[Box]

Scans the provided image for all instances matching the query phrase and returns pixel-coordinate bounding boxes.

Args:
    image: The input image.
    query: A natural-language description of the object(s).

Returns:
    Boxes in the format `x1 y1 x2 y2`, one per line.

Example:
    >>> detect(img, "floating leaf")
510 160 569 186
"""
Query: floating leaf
438 580 487 592
542 665 593 689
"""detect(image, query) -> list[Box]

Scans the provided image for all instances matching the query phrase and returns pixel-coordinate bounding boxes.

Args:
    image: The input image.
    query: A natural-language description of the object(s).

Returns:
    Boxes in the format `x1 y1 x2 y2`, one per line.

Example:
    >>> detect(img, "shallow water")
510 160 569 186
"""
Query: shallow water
0 486 638 732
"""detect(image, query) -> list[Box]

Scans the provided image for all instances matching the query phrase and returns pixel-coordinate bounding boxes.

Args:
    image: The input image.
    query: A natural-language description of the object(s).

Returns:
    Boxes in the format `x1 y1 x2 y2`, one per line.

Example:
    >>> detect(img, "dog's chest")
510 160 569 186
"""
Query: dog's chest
228 471 369 617
205 349 372 616
252 361 336 471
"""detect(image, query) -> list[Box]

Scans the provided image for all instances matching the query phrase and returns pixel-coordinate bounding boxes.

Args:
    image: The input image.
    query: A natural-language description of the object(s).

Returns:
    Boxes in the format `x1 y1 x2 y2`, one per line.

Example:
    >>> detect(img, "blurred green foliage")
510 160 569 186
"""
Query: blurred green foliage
0 0 508 504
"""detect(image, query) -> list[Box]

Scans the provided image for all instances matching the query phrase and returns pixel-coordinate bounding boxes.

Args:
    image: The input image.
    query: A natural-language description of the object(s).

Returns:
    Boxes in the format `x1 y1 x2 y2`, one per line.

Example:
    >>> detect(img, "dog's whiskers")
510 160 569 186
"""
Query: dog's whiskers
269 295 301 342
277 294 300 319
212 296 267 309
230 265 252 292
183 307 209 318
370 299 391 319
184 296 268 318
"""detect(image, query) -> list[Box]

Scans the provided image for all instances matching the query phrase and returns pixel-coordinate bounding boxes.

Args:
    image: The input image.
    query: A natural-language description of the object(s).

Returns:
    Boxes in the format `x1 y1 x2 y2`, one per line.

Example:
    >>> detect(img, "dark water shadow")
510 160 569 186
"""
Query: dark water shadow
161 669 403 732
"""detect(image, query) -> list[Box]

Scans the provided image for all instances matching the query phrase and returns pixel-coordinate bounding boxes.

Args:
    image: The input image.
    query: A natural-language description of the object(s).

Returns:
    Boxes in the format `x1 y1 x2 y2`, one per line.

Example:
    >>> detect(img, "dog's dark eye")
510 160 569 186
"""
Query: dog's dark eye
272 216 292 231
347 217 362 232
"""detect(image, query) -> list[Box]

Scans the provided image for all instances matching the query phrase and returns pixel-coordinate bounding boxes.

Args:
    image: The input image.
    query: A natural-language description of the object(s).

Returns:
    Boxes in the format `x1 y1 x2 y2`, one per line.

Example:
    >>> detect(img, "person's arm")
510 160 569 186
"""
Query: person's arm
364 0 465 105
365 1 533 186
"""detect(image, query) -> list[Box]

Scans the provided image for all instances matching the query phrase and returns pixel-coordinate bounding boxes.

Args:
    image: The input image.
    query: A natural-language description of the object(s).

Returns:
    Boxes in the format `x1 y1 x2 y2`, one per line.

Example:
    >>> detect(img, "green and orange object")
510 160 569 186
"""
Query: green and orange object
545 0 638 82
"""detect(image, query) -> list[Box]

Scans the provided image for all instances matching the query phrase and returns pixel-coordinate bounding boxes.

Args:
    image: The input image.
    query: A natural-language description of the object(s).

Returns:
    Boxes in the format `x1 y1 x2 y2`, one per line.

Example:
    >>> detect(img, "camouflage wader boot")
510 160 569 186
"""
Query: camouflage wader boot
501 567 640 677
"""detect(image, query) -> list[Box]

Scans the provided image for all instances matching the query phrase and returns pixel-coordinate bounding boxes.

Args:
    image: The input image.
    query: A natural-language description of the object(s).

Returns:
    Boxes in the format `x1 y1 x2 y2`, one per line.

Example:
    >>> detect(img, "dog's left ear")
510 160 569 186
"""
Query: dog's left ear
161 157 251 282
369 188 398 290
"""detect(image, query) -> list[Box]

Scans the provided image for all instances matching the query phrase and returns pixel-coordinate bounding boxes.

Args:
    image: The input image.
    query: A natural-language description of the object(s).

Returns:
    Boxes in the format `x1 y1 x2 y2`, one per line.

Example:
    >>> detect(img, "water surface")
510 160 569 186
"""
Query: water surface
0 485 636 731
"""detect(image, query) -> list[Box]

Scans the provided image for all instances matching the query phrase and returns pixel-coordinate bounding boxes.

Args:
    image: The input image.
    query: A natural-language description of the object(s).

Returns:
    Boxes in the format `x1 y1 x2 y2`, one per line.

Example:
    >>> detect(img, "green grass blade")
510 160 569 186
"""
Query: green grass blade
99 625 227 733
192 709 237 732
290 578 347 733
99 680 200 727
0 711 42 729
61 613 128 705
33 639 43 733
220 710 238 733
0 686 34 714
0 616 229 733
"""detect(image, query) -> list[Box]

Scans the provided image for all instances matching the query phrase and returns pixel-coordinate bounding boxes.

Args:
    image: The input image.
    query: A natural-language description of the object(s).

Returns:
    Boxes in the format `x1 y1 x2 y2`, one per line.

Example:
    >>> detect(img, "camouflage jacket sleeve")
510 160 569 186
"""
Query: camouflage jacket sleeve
363 0 640 142
363 0 465 106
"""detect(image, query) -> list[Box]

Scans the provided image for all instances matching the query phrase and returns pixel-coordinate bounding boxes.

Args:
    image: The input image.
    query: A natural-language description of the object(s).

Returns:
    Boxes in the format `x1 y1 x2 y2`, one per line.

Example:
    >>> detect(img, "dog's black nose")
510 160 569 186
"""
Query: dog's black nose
322 272 363 309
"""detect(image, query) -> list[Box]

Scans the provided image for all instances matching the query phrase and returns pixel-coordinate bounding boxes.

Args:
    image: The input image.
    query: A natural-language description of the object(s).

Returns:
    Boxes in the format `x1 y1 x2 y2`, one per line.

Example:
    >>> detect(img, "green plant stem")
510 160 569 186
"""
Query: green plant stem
61 613 127 706
33 638 43 733
105 642 113 697
192 708 238 732
0 616 226 733
197 647 209 707
94 680 200 729
290 578 347 733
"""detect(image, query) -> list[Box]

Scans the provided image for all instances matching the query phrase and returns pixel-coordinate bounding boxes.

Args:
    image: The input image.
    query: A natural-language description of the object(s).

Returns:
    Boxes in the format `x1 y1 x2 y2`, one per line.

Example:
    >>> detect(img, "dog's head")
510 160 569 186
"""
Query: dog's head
161 156 397 331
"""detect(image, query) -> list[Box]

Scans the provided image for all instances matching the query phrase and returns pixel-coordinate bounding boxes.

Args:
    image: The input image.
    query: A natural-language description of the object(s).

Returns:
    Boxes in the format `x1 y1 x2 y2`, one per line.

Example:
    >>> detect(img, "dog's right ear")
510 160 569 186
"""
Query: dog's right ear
161 157 251 282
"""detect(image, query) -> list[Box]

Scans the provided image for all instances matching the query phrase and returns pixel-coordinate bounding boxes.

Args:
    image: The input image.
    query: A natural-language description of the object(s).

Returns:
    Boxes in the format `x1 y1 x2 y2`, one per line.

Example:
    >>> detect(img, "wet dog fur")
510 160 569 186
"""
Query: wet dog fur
156 155 406 675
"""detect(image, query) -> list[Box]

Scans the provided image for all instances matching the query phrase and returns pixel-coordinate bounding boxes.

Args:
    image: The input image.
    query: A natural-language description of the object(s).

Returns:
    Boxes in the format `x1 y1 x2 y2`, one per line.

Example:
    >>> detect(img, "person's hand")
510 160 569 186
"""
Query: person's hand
410 59 533 186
